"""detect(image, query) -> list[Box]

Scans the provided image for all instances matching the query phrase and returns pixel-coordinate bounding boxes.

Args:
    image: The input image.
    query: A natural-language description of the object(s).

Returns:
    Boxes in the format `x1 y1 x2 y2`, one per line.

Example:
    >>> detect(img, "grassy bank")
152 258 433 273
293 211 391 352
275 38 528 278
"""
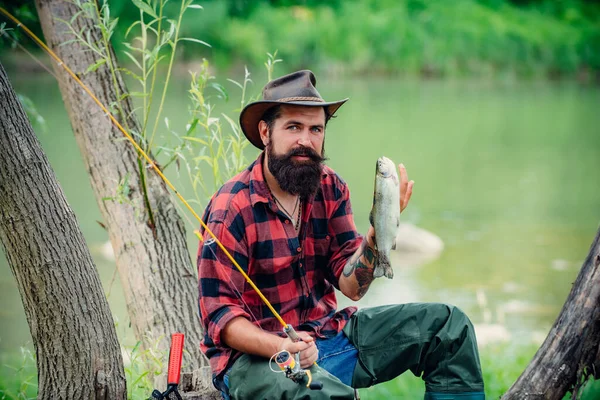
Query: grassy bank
2 342 600 399
360 342 600 399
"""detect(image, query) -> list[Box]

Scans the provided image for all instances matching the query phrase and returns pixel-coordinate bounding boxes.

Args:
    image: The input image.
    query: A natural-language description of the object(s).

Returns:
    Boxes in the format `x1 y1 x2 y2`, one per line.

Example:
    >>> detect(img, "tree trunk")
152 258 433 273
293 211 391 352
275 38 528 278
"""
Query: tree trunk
0 62 126 399
502 226 600 399
34 0 208 374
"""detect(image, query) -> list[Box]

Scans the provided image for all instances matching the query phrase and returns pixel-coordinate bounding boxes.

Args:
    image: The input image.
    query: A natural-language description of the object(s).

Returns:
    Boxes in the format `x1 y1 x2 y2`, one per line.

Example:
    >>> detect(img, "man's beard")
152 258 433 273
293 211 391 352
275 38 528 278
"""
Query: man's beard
267 144 326 199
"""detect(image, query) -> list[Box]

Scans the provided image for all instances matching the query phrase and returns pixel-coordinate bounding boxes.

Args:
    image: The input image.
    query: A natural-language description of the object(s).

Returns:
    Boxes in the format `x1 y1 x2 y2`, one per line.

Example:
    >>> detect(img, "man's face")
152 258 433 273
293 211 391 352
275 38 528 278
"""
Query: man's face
258 105 327 198
260 105 326 158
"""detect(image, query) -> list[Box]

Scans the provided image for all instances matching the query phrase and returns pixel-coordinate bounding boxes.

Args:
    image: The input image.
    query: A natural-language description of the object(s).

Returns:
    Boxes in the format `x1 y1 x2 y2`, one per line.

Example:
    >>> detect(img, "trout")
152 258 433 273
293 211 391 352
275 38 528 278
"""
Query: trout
370 156 401 279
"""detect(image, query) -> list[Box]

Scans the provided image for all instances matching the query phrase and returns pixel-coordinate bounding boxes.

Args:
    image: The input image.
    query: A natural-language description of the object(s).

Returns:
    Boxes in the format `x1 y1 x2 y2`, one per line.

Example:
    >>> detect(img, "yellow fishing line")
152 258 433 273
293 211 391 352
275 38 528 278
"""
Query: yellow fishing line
0 7 288 330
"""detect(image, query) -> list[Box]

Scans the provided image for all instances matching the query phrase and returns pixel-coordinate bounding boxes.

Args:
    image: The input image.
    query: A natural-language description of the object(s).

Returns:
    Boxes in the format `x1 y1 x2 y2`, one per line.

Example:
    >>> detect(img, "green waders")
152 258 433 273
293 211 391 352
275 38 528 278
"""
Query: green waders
226 303 485 399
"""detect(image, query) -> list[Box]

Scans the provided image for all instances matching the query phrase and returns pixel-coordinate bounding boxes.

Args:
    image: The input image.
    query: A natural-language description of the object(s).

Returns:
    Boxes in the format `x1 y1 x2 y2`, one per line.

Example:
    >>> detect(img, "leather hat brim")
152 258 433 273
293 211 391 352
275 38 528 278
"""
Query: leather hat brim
239 99 348 150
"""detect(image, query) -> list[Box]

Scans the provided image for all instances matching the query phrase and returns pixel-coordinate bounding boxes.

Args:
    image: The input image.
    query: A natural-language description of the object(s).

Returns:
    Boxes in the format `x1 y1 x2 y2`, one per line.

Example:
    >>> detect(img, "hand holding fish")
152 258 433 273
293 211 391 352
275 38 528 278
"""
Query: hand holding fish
339 158 415 298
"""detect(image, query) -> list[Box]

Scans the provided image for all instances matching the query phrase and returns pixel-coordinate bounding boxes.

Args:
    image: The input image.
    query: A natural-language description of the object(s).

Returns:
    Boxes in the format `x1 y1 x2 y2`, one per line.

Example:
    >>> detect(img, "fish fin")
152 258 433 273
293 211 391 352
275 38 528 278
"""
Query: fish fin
377 253 394 279
373 264 384 278
386 269 394 279
391 216 400 251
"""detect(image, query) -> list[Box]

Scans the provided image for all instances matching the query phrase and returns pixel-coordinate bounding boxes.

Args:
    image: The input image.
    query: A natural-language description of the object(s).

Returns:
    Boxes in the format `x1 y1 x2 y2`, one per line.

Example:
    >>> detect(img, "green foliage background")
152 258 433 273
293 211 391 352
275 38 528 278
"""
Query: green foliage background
2 0 600 78
165 0 600 77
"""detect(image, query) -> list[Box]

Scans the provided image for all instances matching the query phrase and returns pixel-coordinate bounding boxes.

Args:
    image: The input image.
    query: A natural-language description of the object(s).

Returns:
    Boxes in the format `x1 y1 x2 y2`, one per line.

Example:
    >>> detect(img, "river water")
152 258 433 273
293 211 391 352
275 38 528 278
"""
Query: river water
1 70 599 358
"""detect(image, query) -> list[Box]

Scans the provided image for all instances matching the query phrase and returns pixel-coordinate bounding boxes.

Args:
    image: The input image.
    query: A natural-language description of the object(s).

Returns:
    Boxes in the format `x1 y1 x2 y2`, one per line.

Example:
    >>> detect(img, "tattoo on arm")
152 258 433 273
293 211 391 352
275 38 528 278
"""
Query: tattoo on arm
343 240 378 297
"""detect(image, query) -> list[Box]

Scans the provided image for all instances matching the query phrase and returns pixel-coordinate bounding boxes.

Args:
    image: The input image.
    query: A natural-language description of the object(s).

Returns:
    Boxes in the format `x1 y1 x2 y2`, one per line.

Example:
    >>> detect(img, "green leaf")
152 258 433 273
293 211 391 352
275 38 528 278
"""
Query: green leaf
166 20 176 41
226 78 244 90
99 21 108 38
122 42 143 53
107 17 119 37
132 371 149 387
186 119 199 135
118 68 144 82
125 20 142 38
131 341 142 355
183 136 209 146
194 155 214 167
178 37 211 48
131 0 158 18
69 10 84 24
85 58 107 74
81 2 96 12
57 38 78 48
209 83 228 101
123 51 142 70
221 113 240 135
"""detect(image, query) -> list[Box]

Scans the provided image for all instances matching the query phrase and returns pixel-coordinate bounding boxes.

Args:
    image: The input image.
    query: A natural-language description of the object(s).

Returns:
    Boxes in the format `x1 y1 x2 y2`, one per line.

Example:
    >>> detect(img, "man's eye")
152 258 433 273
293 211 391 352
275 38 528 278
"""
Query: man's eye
311 127 323 133
288 125 299 131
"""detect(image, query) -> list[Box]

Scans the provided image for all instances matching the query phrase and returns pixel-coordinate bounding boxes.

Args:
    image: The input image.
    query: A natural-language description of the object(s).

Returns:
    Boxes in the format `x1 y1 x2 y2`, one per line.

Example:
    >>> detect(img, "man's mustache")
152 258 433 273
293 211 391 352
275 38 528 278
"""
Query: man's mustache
285 147 326 163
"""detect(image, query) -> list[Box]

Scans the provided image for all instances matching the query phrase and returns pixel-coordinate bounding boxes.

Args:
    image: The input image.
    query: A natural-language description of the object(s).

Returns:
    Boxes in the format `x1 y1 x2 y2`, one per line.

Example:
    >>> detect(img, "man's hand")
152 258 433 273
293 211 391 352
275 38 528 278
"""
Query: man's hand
399 163 414 212
278 331 318 369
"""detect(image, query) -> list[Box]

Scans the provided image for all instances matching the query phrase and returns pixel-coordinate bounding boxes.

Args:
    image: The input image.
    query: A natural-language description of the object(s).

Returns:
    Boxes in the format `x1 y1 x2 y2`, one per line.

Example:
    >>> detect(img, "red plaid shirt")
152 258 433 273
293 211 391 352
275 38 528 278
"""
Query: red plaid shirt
197 152 362 384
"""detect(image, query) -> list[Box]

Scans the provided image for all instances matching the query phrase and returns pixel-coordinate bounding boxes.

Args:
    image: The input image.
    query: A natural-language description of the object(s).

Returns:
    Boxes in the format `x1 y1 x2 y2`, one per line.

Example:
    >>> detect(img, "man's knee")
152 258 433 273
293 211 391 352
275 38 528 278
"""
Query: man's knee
420 303 478 350
446 304 476 339
428 302 473 325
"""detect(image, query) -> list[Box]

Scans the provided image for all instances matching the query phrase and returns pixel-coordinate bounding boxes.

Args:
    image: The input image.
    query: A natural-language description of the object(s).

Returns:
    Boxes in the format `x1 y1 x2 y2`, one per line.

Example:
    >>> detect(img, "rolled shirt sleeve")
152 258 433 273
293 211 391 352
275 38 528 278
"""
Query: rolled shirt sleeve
198 211 251 349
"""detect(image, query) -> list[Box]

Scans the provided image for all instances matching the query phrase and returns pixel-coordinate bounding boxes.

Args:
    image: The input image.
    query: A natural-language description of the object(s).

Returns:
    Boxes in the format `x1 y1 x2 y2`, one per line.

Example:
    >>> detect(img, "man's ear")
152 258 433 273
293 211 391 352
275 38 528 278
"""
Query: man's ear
258 120 269 147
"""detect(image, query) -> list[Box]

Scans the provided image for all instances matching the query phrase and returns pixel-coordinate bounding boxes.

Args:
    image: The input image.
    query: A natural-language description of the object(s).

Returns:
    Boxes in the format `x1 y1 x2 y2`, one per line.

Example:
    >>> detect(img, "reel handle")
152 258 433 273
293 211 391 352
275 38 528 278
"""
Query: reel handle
309 381 324 390
284 324 300 342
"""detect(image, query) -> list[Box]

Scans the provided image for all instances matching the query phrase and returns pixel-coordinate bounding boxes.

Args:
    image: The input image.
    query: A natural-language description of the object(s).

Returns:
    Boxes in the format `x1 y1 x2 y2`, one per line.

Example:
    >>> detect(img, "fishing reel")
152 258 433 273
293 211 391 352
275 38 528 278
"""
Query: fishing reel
271 325 323 391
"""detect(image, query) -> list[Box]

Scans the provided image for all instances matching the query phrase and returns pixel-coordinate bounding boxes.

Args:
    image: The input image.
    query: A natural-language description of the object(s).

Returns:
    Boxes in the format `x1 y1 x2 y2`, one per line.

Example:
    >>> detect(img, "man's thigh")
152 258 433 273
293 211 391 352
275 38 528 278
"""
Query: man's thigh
226 353 356 400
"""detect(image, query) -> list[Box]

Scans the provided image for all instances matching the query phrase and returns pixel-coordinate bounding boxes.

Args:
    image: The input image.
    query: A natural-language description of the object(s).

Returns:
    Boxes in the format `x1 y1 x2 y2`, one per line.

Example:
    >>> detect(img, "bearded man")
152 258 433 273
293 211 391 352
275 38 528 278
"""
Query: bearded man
197 70 485 400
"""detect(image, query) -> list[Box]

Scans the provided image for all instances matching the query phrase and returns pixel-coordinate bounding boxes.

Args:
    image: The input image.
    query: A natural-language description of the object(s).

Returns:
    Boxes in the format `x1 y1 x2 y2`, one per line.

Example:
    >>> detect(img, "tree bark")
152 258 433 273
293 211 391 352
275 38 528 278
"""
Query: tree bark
34 0 208 373
502 226 600 399
0 62 126 399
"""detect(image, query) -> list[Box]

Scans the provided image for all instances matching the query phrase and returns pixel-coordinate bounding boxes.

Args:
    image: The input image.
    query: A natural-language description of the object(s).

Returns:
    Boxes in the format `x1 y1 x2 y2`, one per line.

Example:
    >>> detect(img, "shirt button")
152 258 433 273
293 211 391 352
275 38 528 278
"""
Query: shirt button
296 247 302 253
285 220 290 224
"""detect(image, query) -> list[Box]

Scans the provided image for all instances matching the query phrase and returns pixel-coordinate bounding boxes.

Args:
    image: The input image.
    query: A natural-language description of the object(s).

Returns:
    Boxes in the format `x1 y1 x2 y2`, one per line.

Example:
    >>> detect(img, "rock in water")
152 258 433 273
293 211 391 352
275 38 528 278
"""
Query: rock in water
370 156 400 279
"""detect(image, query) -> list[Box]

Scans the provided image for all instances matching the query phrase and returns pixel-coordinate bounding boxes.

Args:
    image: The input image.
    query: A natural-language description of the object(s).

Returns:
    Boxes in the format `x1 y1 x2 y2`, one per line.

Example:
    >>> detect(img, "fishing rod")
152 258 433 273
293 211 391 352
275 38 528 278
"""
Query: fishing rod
0 6 322 392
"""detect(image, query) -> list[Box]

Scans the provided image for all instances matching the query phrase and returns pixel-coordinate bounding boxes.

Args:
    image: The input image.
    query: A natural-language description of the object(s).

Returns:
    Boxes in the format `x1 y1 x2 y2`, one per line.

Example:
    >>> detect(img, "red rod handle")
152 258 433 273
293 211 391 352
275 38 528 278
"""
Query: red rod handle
167 333 184 385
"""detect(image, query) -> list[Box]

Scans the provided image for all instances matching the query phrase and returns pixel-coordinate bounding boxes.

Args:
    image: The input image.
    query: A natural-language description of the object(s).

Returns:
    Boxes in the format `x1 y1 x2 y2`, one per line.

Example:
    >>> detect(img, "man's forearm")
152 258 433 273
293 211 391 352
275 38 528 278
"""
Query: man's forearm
221 316 284 359
339 226 377 301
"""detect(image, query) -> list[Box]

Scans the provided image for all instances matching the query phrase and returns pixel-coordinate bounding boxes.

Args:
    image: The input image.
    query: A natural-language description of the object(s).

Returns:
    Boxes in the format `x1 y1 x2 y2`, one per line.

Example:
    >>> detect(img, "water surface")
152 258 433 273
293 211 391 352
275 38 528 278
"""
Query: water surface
1 70 599 354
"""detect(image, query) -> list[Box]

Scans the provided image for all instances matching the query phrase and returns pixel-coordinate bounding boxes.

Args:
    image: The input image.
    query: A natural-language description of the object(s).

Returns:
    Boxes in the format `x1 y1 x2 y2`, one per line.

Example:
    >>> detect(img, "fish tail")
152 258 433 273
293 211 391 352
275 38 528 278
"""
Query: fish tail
373 264 384 278
378 252 393 279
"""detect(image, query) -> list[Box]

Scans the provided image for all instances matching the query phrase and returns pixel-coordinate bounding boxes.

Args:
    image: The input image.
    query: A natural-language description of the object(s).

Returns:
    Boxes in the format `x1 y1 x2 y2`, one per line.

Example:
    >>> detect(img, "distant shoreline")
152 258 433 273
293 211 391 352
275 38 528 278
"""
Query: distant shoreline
3 49 598 85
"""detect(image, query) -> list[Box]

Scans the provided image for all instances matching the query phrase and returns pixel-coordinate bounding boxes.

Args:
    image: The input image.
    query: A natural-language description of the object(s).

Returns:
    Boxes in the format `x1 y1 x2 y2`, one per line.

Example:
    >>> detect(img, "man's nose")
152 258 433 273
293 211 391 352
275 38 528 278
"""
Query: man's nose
297 128 312 147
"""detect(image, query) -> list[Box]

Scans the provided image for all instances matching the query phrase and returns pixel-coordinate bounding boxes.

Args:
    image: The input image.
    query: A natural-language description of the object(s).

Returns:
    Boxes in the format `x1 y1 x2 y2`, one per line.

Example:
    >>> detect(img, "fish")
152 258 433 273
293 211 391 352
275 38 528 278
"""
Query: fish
370 156 401 279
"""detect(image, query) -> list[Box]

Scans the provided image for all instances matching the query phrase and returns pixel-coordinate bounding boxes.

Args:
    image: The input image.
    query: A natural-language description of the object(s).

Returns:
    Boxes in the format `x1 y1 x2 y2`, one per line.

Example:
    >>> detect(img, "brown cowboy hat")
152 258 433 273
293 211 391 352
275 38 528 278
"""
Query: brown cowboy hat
239 70 348 150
